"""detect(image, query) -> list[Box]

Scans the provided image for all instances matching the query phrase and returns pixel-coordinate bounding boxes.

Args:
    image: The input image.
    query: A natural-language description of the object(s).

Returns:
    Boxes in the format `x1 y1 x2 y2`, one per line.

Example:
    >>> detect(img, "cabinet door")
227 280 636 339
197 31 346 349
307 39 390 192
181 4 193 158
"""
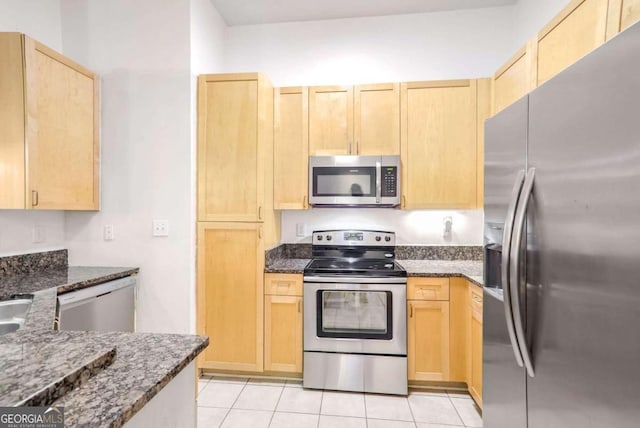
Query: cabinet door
274 87 308 210
401 80 478 209
0 33 26 209
308 86 353 155
492 40 537 115
606 0 640 39
198 75 263 221
536 0 609 85
264 295 302 373
24 36 99 210
469 285 483 407
197 223 264 372
408 300 450 381
354 83 400 155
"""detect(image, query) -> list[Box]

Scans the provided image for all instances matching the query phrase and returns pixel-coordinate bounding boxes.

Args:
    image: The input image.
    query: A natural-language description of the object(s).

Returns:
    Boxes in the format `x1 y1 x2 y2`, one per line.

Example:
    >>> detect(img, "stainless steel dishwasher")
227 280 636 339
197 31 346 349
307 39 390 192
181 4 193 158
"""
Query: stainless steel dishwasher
57 275 136 332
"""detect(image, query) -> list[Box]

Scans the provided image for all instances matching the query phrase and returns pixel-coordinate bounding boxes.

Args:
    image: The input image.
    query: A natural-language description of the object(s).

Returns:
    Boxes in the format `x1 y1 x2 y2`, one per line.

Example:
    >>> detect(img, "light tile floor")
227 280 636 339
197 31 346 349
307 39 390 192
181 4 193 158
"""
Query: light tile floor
197 376 482 428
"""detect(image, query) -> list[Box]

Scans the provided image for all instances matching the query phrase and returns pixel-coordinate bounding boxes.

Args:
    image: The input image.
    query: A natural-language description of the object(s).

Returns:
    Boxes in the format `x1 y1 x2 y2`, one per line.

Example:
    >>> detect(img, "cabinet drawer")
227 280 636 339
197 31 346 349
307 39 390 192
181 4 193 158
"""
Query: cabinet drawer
265 273 303 296
469 285 483 323
408 277 450 301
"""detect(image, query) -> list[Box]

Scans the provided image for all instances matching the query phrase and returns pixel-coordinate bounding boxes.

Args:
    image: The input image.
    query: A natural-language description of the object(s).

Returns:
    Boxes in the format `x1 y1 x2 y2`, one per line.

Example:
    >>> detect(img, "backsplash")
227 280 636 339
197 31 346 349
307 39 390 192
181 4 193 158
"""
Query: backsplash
0 250 68 276
395 245 483 260
280 209 484 245
265 244 482 264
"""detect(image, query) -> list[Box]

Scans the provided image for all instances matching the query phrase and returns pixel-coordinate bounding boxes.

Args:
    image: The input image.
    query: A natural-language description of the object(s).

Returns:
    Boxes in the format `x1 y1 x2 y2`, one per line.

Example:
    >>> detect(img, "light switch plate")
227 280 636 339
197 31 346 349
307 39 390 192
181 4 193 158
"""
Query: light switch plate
104 225 114 241
296 223 306 237
153 220 169 237
32 226 46 243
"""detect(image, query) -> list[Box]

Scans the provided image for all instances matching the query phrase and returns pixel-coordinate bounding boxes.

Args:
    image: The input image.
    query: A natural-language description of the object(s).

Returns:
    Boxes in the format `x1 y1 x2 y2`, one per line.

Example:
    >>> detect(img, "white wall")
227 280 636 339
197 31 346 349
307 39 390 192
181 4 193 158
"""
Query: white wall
60 0 194 334
221 7 514 86
282 209 483 245
0 0 67 256
510 0 572 51
0 0 62 50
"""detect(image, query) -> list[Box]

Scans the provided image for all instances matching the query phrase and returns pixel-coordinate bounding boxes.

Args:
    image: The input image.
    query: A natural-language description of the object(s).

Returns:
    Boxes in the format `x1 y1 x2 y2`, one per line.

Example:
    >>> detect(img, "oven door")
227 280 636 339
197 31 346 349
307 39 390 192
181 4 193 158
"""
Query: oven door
303 277 406 356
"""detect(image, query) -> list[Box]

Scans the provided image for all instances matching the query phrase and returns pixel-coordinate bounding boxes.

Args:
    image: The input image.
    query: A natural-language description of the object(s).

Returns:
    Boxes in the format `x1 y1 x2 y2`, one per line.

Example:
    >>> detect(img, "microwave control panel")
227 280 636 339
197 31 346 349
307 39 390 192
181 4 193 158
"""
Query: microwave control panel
381 166 398 197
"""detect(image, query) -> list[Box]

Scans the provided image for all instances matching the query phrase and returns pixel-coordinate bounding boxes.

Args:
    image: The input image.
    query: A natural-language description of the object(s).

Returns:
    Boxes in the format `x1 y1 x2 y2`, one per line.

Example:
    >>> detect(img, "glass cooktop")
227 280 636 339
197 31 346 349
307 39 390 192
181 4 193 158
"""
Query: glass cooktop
304 258 407 277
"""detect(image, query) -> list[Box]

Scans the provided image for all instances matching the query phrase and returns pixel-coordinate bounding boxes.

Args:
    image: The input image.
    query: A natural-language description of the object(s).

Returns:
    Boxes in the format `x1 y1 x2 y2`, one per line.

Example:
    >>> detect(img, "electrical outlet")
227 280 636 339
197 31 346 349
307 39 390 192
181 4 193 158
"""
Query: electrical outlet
153 220 169 237
296 223 306 237
104 225 114 241
32 226 46 243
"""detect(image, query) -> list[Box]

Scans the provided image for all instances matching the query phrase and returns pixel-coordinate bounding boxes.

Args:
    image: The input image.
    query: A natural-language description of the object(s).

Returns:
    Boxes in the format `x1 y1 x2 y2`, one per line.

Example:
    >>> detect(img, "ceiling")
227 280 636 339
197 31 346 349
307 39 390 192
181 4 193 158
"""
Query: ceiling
211 0 518 26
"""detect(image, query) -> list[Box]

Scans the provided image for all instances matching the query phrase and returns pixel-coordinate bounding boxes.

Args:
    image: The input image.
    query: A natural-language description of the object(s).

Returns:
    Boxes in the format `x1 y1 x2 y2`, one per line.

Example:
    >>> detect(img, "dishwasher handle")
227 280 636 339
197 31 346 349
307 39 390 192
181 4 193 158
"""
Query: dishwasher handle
58 275 136 308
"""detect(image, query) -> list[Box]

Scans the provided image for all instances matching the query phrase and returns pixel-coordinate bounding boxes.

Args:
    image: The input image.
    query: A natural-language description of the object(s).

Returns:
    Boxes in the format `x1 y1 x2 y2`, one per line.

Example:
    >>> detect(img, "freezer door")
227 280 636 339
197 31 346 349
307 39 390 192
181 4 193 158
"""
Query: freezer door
483 96 528 428
525 22 640 428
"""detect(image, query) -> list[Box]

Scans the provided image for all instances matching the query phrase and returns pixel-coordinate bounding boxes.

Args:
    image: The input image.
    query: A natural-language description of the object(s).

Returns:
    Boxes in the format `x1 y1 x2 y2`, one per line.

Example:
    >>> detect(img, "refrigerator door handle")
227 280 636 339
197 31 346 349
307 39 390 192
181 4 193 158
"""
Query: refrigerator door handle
510 167 536 378
501 169 526 367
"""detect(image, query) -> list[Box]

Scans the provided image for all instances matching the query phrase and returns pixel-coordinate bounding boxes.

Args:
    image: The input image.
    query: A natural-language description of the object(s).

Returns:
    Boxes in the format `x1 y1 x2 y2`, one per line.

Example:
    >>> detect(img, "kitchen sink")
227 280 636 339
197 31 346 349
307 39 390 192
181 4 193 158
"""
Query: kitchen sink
0 296 33 335
0 321 22 335
0 299 33 320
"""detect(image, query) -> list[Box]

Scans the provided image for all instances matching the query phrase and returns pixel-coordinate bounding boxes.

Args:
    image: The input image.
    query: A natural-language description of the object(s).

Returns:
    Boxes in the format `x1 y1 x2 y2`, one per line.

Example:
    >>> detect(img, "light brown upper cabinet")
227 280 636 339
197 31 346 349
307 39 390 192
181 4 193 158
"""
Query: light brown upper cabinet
308 83 400 156
401 79 483 210
492 40 537 115
308 86 353 155
0 33 99 210
606 0 640 39
354 83 400 155
536 0 609 86
198 73 273 222
274 87 309 210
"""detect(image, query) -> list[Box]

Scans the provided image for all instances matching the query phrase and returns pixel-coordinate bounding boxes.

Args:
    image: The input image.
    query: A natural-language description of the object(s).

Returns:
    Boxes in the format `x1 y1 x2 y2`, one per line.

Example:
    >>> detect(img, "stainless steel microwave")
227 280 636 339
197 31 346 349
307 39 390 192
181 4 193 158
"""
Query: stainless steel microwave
308 155 401 207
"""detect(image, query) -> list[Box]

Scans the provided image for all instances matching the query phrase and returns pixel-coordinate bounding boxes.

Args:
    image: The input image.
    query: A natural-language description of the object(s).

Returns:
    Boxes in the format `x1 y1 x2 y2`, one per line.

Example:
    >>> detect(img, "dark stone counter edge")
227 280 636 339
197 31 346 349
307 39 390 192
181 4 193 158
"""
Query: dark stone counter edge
56 268 141 295
406 272 483 287
17 348 117 407
264 267 305 274
109 336 209 428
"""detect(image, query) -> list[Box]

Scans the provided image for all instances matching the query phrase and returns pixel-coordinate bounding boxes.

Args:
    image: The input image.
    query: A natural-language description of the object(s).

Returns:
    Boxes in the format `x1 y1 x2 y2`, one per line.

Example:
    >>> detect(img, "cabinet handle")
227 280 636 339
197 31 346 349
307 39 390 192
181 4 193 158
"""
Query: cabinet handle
259 226 263 239
277 282 290 289
303 195 307 209
258 206 263 220
402 195 406 208
297 300 301 313
348 141 352 154
31 190 39 207
409 303 413 318
356 140 359 154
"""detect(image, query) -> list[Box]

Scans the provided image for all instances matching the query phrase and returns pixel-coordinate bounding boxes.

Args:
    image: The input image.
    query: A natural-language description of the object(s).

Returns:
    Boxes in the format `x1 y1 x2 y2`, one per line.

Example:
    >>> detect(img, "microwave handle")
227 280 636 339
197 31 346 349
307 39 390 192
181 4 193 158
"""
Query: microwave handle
376 161 381 203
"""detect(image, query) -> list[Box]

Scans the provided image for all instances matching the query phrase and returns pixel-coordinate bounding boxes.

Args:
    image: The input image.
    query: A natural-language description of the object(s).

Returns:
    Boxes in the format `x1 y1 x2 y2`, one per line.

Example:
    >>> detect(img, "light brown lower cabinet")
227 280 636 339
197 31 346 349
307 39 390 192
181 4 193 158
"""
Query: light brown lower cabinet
469 284 483 407
408 296 451 381
264 273 303 374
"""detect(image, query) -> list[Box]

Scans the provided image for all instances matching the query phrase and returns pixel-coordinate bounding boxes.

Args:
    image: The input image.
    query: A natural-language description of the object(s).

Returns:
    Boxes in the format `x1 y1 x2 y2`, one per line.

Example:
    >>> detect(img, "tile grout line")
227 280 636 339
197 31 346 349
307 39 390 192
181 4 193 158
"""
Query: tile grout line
363 393 369 428
217 377 249 427
448 394 467 427
267 382 287 427
406 392 418 425
317 390 323 428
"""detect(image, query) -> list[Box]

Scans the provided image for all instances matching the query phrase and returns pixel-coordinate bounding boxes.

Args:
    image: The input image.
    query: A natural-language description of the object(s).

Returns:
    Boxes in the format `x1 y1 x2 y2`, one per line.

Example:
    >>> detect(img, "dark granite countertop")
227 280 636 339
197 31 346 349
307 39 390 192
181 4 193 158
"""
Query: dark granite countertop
0 264 208 427
264 258 309 274
397 259 484 286
0 266 140 300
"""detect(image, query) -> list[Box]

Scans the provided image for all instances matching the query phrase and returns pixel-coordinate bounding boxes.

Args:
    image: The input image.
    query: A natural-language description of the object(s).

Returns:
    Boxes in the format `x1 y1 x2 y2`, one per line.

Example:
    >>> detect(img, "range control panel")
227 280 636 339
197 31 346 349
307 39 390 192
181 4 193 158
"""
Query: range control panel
381 166 398 197
312 230 396 246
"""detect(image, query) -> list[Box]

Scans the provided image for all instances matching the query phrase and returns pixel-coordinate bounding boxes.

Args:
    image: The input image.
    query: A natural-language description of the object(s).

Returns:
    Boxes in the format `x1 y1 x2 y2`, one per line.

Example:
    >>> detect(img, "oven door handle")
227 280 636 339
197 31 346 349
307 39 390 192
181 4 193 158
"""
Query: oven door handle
303 276 407 284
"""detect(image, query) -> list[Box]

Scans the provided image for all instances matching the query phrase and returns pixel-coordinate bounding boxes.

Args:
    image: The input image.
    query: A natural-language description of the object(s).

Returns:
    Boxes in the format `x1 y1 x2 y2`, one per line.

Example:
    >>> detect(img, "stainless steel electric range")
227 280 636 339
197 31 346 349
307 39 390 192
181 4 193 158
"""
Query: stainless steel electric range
303 230 408 395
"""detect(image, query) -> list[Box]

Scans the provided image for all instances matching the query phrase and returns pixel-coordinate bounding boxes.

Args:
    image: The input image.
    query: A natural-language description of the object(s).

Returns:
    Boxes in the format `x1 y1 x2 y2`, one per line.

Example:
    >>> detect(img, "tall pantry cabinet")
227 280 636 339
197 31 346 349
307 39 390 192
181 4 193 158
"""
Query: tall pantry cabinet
197 73 280 372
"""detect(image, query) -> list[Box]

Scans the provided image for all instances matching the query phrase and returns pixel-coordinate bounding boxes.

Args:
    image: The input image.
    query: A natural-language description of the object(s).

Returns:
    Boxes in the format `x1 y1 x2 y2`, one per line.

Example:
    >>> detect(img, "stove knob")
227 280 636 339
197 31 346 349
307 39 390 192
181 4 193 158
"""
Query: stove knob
375 236 381 242
317 235 323 241
326 235 332 241
385 236 391 242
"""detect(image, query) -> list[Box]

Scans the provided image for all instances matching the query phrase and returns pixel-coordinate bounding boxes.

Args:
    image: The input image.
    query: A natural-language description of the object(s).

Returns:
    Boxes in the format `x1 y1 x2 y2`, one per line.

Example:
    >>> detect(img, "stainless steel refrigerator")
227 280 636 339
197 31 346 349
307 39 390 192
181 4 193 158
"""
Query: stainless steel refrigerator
483 21 640 428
